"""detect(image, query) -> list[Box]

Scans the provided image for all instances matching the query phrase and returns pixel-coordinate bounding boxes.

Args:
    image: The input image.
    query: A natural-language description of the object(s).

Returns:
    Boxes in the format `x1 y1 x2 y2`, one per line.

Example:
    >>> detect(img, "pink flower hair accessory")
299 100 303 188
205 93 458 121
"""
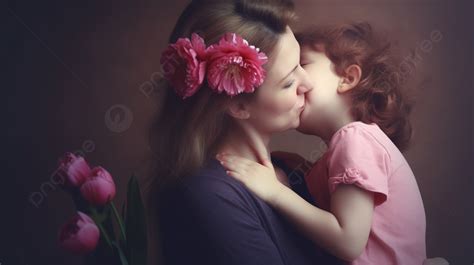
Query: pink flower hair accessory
206 33 268 96
160 32 268 99
160 33 207 99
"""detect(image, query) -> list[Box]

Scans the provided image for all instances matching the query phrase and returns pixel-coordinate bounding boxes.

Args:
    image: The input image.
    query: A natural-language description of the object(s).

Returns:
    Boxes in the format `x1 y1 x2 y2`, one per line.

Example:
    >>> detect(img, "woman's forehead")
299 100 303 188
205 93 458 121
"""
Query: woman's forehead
265 27 301 83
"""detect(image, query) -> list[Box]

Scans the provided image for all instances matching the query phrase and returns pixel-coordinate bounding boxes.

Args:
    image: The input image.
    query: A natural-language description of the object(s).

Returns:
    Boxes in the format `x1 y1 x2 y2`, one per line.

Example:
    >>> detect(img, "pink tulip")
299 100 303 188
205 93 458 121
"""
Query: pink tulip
80 166 116 206
58 211 100 255
57 152 92 188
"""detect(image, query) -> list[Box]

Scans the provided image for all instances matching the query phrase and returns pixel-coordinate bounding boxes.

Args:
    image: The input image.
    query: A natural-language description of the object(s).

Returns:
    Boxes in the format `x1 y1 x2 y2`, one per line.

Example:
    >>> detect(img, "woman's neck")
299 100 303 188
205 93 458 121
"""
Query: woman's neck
215 123 271 163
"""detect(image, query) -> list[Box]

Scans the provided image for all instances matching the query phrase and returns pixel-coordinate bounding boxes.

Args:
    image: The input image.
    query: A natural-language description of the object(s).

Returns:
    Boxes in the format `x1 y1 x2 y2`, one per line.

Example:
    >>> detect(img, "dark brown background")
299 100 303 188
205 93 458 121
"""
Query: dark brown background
4 0 473 264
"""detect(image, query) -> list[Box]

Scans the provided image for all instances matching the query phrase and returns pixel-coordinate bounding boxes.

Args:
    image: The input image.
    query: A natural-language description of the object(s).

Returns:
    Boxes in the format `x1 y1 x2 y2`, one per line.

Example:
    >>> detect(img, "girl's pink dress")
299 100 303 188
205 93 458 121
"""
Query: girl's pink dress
305 121 426 265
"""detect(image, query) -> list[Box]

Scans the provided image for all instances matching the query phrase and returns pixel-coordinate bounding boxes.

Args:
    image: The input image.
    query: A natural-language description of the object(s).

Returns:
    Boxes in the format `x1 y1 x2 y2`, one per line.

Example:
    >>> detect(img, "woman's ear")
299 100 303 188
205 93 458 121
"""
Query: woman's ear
227 100 251 120
337 64 362 93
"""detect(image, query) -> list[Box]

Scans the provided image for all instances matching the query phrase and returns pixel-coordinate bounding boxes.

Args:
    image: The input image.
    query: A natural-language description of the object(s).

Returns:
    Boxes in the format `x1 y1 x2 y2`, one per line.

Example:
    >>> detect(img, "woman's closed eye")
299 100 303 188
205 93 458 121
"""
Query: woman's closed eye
283 79 295 89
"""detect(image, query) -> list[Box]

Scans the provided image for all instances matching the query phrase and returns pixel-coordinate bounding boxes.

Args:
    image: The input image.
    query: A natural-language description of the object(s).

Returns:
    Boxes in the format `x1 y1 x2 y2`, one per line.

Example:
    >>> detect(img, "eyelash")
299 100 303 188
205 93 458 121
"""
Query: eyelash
283 80 295 89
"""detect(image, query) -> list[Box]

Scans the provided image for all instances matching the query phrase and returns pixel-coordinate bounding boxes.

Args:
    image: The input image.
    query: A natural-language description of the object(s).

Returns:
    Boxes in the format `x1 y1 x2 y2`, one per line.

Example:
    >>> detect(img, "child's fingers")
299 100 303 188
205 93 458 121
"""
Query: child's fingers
219 153 272 170
261 157 274 169
220 154 253 165
218 156 250 174
225 170 246 183
218 154 252 169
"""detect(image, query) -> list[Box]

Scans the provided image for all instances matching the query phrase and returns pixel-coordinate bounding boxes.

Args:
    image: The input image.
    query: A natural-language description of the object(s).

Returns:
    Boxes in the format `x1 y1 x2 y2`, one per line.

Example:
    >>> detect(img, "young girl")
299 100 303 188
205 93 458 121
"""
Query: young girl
216 22 427 264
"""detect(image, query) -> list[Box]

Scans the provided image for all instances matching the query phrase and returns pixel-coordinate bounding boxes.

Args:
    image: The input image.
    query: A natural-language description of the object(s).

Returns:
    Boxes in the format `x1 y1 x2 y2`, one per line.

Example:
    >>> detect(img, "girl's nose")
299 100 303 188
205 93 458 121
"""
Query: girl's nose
296 65 313 95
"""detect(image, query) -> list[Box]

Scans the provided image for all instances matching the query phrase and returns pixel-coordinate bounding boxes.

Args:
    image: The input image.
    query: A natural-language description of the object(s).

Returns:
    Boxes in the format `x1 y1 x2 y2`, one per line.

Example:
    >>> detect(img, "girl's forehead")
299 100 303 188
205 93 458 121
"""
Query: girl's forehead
300 48 322 59
301 43 325 54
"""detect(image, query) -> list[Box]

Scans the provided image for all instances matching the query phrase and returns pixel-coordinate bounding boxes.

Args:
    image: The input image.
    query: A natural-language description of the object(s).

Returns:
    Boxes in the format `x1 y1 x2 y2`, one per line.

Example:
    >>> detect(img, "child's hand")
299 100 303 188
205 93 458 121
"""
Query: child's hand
216 153 285 203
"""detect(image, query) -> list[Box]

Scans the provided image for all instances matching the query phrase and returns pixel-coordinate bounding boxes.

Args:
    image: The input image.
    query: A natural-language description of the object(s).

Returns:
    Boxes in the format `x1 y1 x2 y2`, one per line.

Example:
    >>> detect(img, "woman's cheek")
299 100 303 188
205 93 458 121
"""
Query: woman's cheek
272 91 298 113
256 91 294 116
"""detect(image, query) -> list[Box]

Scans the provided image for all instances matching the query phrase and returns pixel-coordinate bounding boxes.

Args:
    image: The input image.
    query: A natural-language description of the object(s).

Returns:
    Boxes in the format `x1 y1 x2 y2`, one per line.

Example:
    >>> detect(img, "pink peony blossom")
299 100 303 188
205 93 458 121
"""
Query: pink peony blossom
80 166 116 206
58 211 100 255
57 152 92 188
206 33 268 96
160 33 207 99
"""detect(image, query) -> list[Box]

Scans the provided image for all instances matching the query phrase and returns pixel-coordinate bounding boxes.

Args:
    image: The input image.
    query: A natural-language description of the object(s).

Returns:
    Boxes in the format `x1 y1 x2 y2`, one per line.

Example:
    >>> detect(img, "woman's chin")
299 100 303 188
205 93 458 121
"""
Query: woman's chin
292 109 304 128
297 110 311 133
282 117 300 131
298 108 308 124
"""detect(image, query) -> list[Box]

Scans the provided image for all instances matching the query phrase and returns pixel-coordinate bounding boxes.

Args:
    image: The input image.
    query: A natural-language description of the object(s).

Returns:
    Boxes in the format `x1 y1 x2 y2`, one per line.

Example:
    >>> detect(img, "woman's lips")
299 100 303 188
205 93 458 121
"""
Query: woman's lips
298 100 306 115
294 103 304 112
297 98 306 110
299 106 305 114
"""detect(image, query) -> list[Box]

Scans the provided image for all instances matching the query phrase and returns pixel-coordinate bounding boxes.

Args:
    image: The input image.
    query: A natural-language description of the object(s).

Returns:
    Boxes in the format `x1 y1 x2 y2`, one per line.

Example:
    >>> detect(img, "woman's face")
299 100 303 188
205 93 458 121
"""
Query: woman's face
245 27 313 134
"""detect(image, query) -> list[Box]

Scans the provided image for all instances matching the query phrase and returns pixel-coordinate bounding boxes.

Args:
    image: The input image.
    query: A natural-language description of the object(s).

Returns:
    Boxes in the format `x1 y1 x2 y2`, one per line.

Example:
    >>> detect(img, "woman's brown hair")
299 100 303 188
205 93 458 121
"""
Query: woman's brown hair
297 22 414 151
146 0 297 204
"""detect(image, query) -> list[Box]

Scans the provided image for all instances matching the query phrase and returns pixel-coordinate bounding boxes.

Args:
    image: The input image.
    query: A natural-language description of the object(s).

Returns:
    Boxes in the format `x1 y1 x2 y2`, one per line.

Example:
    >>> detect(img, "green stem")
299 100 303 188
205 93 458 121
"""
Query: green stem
97 222 113 249
112 241 130 265
110 201 127 242
90 207 113 249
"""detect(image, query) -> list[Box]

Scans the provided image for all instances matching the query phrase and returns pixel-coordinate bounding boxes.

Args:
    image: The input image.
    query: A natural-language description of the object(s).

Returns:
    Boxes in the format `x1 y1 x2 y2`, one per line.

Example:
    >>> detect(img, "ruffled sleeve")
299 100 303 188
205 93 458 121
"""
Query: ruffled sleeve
327 124 390 205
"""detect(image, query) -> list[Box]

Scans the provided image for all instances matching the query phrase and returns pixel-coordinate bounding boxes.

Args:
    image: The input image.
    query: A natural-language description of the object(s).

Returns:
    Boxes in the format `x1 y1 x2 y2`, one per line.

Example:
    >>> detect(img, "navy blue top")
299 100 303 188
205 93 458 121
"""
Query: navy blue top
159 157 340 265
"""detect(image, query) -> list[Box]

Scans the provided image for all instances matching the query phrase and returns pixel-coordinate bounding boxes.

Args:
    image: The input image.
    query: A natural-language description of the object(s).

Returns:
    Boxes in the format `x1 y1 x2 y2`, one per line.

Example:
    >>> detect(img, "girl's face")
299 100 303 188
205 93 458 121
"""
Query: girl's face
297 47 349 136
245 27 313 134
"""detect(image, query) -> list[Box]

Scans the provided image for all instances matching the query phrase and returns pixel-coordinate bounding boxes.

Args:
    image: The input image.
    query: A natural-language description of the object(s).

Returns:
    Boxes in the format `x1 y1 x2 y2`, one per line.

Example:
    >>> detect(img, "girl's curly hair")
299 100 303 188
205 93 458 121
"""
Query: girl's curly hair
297 22 414 151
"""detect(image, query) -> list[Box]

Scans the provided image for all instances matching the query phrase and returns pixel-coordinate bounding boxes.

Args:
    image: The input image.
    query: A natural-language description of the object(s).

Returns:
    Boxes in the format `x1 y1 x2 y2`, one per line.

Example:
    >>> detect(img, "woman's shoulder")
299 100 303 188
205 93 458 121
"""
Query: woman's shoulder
160 159 258 211
184 158 250 193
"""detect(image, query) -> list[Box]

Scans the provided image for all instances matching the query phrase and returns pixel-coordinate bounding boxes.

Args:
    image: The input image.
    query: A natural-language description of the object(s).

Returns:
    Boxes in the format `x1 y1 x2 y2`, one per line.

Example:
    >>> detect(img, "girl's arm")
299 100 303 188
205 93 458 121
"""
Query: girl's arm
216 153 374 261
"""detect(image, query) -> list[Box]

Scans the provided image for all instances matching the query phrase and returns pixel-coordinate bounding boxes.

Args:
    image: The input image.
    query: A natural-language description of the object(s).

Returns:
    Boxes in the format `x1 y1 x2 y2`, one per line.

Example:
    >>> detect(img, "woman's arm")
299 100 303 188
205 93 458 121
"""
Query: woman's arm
217 154 374 261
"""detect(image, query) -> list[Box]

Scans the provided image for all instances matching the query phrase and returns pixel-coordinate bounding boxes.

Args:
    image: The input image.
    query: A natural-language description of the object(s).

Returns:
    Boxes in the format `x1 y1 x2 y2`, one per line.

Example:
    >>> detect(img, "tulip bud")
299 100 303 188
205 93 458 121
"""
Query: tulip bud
58 211 100 255
80 166 116 206
57 152 91 188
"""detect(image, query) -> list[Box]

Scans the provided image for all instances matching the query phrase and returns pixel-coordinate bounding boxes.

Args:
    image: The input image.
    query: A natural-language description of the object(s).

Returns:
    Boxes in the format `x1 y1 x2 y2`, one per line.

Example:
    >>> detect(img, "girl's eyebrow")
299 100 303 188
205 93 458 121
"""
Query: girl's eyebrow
278 64 298 84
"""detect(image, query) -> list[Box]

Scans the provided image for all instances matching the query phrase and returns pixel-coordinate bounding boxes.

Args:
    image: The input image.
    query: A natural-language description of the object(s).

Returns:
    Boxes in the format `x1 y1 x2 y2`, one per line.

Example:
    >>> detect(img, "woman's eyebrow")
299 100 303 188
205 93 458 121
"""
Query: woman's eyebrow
278 64 298 84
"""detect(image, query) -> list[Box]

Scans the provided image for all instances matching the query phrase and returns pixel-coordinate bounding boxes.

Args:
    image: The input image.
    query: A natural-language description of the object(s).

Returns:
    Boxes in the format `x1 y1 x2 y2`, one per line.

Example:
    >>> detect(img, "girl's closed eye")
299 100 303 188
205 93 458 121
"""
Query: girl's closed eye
300 60 312 67
283 79 295 89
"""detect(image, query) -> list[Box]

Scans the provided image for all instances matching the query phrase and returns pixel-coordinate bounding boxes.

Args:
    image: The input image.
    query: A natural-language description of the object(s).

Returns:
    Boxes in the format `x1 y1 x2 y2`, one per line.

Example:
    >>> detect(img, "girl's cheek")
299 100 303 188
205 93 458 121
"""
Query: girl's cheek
305 67 319 84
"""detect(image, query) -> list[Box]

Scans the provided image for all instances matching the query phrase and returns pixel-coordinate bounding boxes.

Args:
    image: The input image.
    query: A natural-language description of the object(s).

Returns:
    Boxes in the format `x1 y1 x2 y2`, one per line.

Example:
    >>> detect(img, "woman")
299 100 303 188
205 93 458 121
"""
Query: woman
147 0 338 264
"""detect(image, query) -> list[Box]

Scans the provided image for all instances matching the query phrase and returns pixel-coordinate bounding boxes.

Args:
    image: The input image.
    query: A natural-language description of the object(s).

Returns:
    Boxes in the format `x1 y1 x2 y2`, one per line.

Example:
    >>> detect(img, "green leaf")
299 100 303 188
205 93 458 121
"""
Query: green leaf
112 241 130 265
110 201 127 244
122 200 126 222
125 174 148 265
